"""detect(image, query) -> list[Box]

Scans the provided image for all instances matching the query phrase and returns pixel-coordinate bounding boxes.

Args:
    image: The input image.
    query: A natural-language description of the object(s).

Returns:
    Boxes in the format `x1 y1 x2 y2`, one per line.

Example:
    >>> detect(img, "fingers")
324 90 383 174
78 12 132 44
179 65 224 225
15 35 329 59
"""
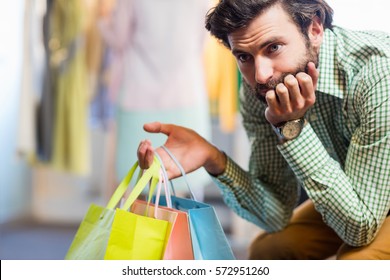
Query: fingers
306 62 319 90
274 83 291 112
283 74 302 108
265 75 303 115
140 122 179 172
295 73 316 107
137 139 154 169
265 62 317 124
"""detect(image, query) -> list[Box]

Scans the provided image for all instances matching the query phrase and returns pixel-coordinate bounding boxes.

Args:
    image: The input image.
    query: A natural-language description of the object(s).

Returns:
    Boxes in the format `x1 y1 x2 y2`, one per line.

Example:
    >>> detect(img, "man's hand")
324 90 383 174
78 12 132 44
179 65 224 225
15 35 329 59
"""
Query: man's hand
265 62 319 125
137 139 155 169
137 122 227 178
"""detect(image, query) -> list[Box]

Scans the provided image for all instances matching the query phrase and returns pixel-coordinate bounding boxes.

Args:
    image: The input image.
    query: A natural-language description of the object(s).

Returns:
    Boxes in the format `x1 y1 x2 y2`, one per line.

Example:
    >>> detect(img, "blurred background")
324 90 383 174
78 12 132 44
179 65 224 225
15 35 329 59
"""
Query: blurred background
0 0 388 260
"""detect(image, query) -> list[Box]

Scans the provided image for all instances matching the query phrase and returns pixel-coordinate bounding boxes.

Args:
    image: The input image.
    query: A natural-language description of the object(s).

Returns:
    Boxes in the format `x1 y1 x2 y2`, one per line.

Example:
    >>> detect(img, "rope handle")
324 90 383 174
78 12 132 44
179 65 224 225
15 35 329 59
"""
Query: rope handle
161 145 197 201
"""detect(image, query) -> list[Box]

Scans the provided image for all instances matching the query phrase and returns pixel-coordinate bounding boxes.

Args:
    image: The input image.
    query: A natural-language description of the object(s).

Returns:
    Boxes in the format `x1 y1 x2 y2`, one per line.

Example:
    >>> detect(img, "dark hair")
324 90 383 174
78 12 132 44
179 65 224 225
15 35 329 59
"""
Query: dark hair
205 0 333 48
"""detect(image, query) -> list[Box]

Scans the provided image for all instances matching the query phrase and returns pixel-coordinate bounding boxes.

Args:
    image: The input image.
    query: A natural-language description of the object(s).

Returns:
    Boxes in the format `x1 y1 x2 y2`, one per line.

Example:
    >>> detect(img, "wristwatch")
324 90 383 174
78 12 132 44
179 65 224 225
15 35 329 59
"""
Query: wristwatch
272 118 305 141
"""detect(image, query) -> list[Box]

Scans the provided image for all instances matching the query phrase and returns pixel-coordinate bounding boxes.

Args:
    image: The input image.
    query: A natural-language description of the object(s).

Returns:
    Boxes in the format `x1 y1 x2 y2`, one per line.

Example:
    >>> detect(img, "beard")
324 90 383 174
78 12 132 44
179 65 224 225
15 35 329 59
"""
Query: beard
253 42 319 104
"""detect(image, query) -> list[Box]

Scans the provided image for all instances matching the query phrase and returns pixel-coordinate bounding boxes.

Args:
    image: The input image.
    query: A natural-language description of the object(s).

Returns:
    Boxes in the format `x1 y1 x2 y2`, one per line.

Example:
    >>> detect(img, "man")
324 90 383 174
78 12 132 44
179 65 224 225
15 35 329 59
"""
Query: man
137 0 390 259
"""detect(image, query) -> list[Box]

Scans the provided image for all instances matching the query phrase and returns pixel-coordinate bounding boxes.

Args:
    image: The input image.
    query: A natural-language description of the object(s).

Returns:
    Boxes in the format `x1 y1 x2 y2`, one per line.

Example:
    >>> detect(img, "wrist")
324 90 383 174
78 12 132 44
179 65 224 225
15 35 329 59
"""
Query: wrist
272 117 307 142
204 148 227 176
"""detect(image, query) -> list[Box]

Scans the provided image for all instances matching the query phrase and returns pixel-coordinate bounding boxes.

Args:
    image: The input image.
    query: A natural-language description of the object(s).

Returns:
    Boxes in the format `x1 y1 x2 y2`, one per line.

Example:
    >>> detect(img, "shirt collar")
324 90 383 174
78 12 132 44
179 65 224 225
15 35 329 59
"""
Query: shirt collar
316 28 345 99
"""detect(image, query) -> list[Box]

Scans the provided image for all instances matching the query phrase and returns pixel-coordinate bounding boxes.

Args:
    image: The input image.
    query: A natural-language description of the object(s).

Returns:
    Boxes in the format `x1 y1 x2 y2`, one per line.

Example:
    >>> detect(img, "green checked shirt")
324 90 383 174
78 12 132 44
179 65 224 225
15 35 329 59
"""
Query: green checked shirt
213 26 390 246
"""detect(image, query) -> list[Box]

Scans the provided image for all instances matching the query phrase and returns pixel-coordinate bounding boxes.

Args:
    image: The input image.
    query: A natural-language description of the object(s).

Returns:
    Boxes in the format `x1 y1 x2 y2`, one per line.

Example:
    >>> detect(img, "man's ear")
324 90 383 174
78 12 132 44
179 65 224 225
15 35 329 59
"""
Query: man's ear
308 16 324 50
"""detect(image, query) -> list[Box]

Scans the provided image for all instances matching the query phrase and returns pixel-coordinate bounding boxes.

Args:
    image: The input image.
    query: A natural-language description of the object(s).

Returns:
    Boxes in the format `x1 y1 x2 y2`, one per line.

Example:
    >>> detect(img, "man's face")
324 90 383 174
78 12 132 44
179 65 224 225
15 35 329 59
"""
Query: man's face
228 4 319 103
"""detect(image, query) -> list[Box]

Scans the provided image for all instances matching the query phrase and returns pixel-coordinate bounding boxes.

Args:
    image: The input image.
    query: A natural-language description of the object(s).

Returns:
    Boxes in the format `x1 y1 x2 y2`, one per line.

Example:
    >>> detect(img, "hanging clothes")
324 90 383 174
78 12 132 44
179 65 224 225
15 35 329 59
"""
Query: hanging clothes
17 0 46 160
84 0 105 100
36 0 55 162
203 35 239 133
84 0 113 130
202 0 239 133
89 48 114 130
49 0 90 175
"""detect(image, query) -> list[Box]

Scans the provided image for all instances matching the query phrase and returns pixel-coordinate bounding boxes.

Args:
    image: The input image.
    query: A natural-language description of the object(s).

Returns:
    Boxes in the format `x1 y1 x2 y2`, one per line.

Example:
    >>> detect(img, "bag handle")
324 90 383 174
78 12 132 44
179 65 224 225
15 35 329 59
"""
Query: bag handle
138 153 173 217
156 151 177 197
121 157 161 211
131 167 165 219
106 161 140 210
140 168 162 218
154 152 173 208
161 145 197 201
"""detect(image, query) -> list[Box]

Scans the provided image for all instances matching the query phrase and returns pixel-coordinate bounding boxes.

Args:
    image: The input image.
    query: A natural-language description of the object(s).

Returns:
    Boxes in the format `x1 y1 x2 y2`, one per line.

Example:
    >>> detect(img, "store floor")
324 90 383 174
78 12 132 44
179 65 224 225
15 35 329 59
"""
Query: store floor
0 220 248 260
0 221 78 260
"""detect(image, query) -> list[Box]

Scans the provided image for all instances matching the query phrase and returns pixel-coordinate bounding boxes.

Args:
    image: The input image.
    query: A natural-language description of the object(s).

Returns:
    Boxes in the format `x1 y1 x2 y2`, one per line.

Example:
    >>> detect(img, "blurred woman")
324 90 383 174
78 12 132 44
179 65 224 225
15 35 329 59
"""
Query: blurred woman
99 0 213 198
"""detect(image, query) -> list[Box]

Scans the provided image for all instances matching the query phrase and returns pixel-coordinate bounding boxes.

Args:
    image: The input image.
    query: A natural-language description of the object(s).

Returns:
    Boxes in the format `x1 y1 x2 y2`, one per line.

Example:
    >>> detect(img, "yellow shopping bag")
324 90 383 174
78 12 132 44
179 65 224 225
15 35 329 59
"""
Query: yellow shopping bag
104 157 172 260
65 160 147 259
131 167 191 260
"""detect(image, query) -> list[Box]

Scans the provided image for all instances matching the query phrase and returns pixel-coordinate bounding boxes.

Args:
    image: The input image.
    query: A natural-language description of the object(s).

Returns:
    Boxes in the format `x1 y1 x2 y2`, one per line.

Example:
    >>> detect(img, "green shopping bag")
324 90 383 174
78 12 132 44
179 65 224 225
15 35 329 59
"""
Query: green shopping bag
64 159 159 260
104 158 172 260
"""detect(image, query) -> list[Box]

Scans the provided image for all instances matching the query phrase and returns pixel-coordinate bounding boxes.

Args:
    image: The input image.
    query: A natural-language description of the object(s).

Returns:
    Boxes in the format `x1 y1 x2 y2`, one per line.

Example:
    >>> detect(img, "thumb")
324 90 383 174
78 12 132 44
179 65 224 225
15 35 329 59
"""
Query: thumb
143 122 173 137
143 122 163 133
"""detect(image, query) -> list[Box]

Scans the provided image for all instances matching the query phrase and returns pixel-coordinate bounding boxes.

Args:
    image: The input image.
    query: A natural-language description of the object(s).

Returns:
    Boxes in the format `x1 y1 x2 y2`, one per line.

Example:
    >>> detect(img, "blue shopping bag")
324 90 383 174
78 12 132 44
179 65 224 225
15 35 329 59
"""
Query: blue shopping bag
158 195 235 260
154 146 235 260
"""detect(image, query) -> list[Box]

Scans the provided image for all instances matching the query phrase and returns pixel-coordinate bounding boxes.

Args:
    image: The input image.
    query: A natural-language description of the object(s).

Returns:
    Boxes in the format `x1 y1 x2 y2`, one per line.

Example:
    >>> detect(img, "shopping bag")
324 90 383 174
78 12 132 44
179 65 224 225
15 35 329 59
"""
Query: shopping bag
104 157 172 260
132 201 193 260
158 195 235 260
131 201 191 259
65 161 145 259
132 165 194 260
155 146 235 260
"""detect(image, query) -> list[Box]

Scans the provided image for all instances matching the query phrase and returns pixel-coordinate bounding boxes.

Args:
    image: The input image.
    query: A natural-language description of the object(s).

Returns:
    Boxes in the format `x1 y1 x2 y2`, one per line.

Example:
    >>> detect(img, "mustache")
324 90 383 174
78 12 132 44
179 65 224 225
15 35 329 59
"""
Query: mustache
256 80 279 92
254 64 310 102
254 77 284 103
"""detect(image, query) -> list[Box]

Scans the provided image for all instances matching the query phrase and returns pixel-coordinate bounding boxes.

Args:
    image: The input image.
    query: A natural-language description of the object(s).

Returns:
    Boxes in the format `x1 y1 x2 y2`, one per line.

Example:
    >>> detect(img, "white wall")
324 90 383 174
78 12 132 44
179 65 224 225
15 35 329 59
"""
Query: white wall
0 0 32 223
327 0 389 33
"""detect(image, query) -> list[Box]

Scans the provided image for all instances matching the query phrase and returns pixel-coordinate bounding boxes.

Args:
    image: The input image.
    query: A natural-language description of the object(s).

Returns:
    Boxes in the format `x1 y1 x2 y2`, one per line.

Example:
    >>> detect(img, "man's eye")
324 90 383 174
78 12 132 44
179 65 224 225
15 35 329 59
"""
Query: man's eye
238 54 251 63
268 44 281 53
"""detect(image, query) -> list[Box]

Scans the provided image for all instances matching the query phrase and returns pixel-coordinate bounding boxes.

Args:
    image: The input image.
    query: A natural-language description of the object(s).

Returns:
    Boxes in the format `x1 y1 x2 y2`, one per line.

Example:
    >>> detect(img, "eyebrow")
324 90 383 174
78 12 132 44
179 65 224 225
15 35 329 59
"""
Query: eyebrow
231 36 283 56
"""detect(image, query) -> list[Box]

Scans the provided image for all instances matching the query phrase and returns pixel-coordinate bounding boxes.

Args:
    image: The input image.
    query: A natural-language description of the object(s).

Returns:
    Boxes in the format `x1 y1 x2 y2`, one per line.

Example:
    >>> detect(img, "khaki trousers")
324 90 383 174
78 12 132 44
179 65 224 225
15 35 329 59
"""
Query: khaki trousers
249 200 390 260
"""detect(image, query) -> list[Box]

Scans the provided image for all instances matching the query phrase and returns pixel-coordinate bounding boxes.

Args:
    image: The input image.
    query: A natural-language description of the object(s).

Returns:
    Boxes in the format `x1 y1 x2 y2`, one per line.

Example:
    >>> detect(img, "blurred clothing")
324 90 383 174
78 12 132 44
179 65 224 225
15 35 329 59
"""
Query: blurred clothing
50 0 90 175
98 0 210 111
204 36 239 132
99 0 213 191
36 0 55 162
18 0 46 159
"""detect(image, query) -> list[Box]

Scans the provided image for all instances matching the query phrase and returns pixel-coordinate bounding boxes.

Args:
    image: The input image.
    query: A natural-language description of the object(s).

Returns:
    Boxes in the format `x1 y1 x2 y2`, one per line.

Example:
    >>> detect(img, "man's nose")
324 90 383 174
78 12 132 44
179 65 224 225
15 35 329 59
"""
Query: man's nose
255 57 273 85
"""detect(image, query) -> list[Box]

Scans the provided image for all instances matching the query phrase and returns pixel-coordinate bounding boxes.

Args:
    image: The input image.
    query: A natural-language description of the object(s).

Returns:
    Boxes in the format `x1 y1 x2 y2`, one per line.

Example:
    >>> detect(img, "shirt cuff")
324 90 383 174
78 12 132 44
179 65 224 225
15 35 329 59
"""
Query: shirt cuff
277 123 330 181
210 156 250 199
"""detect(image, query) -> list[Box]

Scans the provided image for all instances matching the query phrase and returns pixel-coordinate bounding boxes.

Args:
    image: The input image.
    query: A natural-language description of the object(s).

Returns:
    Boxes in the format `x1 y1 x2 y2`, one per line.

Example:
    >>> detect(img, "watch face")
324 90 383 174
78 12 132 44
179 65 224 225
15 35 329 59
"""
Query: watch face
282 120 302 140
